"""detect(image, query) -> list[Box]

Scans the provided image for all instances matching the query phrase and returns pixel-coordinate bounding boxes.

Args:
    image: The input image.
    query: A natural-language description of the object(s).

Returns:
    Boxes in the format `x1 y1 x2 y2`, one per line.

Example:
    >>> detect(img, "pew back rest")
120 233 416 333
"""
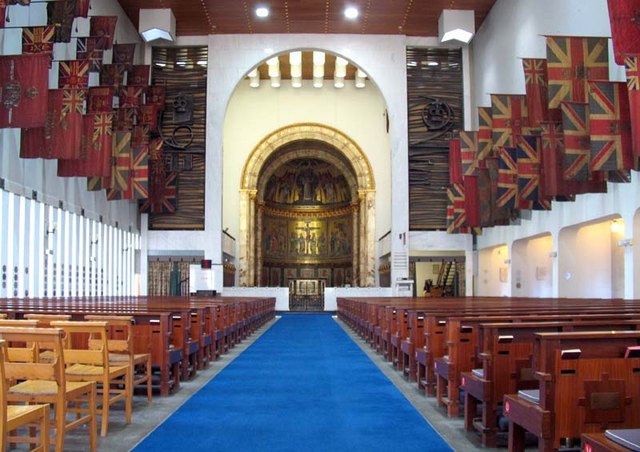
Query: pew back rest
50 321 110 367
0 327 65 384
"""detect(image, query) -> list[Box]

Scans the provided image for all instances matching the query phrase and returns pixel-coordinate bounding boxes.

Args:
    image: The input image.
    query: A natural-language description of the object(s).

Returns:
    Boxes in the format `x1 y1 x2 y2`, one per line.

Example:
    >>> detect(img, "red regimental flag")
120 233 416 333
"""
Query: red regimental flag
546 36 609 108
446 184 468 234
108 131 132 191
588 80 633 172
523 58 550 126
491 94 530 151
1 4 5 28
22 26 55 56
48 0 75 42
624 55 640 157
58 60 90 89
87 86 114 113
140 104 158 132
0 54 49 128
478 106 494 162
541 121 569 198
607 0 640 65
463 175 480 228
100 64 126 88
497 146 518 209
112 44 136 69
90 16 117 50
448 138 463 185
128 65 151 86
131 143 149 199
517 135 543 202
120 86 144 108
132 125 150 146
59 113 113 177
459 131 478 176
561 101 591 181
75 0 90 18
147 85 166 111
114 107 138 131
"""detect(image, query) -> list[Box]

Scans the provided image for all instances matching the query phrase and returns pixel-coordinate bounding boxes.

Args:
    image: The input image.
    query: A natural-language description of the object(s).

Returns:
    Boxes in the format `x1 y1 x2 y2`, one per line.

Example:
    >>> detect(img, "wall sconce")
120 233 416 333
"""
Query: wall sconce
611 219 623 233
139 8 176 44
617 238 633 248
439 9 475 44
548 251 557 258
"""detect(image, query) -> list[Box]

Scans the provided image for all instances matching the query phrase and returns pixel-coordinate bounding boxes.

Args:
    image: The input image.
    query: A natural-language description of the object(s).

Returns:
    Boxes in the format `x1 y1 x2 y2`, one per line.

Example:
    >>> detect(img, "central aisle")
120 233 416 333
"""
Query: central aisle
134 314 452 451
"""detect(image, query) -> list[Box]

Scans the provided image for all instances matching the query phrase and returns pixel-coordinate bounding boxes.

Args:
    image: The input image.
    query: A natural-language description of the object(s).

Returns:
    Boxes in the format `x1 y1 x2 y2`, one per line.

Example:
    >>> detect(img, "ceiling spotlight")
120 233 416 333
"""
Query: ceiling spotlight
256 7 269 18
344 7 359 19
427 61 439 67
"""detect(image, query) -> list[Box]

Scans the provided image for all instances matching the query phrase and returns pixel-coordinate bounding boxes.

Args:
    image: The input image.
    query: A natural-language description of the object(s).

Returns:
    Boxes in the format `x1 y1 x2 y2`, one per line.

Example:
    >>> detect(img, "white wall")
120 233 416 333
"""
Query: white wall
470 0 639 298
223 79 390 243
477 244 509 296
512 234 553 297
0 0 142 232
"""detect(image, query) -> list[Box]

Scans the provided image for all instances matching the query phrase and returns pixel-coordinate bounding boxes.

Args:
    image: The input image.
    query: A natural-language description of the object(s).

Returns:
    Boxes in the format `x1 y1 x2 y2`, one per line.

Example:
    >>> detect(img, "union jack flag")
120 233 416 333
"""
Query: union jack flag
115 107 138 131
624 55 640 158
459 131 478 176
523 58 551 127
588 80 633 172
120 86 144 108
607 0 640 65
546 36 609 109
77 37 104 73
58 60 90 89
22 26 55 56
108 131 132 192
561 101 591 181
61 88 86 115
491 94 530 152
100 64 127 88
132 125 151 146
497 146 518 209
139 171 177 214
446 183 468 234
87 176 107 191
517 135 551 211
131 143 149 199
57 113 112 177
478 106 494 161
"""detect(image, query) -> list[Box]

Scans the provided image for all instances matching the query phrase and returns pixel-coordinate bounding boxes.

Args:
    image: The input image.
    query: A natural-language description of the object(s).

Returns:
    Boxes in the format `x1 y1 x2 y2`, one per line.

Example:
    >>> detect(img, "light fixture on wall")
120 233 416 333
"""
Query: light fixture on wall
248 68 260 88
611 219 623 233
290 51 302 88
334 56 348 88
313 51 325 88
548 251 557 258
267 56 280 88
139 8 176 43
617 238 633 248
439 9 475 44
355 68 367 88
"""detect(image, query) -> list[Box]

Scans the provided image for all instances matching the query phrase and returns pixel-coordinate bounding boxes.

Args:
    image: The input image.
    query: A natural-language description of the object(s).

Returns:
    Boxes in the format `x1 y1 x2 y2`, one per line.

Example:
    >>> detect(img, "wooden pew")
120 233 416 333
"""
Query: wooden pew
582 430 640 452
461 319 640 447
503 331 640 452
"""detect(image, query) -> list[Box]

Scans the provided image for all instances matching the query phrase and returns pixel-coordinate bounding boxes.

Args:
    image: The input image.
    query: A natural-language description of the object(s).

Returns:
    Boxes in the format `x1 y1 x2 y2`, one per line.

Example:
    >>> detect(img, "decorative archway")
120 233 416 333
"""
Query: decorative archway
239 123 376 287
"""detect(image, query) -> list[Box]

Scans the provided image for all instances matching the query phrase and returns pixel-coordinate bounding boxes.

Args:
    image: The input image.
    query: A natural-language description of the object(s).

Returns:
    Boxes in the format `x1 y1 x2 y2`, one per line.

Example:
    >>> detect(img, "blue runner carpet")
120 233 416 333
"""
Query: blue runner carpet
134 314 452 452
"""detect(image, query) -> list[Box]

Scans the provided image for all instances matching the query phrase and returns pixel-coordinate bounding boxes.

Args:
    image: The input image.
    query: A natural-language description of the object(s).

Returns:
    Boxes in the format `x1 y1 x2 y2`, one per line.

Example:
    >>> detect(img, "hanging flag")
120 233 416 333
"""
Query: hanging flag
100 64 127 88
47 0 76 43
1 4 5 28
484 157 511 226
87 176 107 191
517 135 543 202
131 142 149 199
140 104 158 132
523 58 552 126
90 16 117 50
132 125 151 146
20 88 84 159
463 175 480 228
128 65 151 86
139 170 177 214
497 146 518 209
77 37 104 73
58 113 113 177
22 26 56 57
607 0 640 65
147 85 166 110
477 106 494 162
561 101 591 181
112 43 136 69
0 54 49 129
459 131 478 176
115 107 138 131
448 138 463 185
58 60 90 89
546 36 609 108
624 55 640 158
108 130 132 191
588 80 633 172
446 183 468 234
87 86 114 113
75 0 90 18
541 121 570 198
120 85 144 108
491 94 530 152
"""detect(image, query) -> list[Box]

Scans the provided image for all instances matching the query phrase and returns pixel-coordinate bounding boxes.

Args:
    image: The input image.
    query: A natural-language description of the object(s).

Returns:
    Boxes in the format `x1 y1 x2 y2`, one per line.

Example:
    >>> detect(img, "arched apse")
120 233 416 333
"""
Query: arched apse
558 215 623 298
222 47 392 286
511 233 553 298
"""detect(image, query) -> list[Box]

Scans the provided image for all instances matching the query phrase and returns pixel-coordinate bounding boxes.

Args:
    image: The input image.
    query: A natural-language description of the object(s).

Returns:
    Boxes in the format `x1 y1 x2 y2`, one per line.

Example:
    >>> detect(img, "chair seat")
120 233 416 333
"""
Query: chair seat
10 379 92 396
108 352 149 364
66 363 129 377
7 403 47 420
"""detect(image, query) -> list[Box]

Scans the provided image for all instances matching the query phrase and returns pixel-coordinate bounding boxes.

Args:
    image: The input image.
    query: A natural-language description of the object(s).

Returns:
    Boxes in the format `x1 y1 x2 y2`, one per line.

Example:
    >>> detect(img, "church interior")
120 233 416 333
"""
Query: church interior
1 0 640 450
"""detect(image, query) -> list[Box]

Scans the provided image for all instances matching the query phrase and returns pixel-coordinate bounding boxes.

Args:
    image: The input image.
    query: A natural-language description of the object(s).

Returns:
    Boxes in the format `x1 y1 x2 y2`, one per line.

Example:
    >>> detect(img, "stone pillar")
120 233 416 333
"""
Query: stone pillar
363 190 376 287
238 189 256 286
352 201 360 286
256 202 263 286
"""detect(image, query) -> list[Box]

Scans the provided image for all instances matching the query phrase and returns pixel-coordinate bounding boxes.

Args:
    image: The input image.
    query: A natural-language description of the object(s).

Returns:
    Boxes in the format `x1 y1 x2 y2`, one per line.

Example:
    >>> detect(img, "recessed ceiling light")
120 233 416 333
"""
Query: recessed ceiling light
344 7 359 20
197 60 208 66
176 61 187 66
427 61 439 67
256 7 269 18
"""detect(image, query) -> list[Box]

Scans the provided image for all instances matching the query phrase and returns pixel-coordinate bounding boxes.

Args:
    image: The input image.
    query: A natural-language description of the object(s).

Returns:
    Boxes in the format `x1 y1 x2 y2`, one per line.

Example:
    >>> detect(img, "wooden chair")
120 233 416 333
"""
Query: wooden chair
85 315 153 403
0 339 50 451
23 314 72 362
0 326 97 452
50 320 132 437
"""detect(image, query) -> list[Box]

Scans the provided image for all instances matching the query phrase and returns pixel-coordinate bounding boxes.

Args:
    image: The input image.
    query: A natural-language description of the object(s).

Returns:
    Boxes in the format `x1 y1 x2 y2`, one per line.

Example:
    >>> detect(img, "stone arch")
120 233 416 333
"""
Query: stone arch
238 123 376 287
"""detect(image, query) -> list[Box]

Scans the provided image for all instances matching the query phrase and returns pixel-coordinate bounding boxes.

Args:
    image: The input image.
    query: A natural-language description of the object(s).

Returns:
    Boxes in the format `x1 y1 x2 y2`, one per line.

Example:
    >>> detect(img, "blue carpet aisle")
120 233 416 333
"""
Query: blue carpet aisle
134 314 452 452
